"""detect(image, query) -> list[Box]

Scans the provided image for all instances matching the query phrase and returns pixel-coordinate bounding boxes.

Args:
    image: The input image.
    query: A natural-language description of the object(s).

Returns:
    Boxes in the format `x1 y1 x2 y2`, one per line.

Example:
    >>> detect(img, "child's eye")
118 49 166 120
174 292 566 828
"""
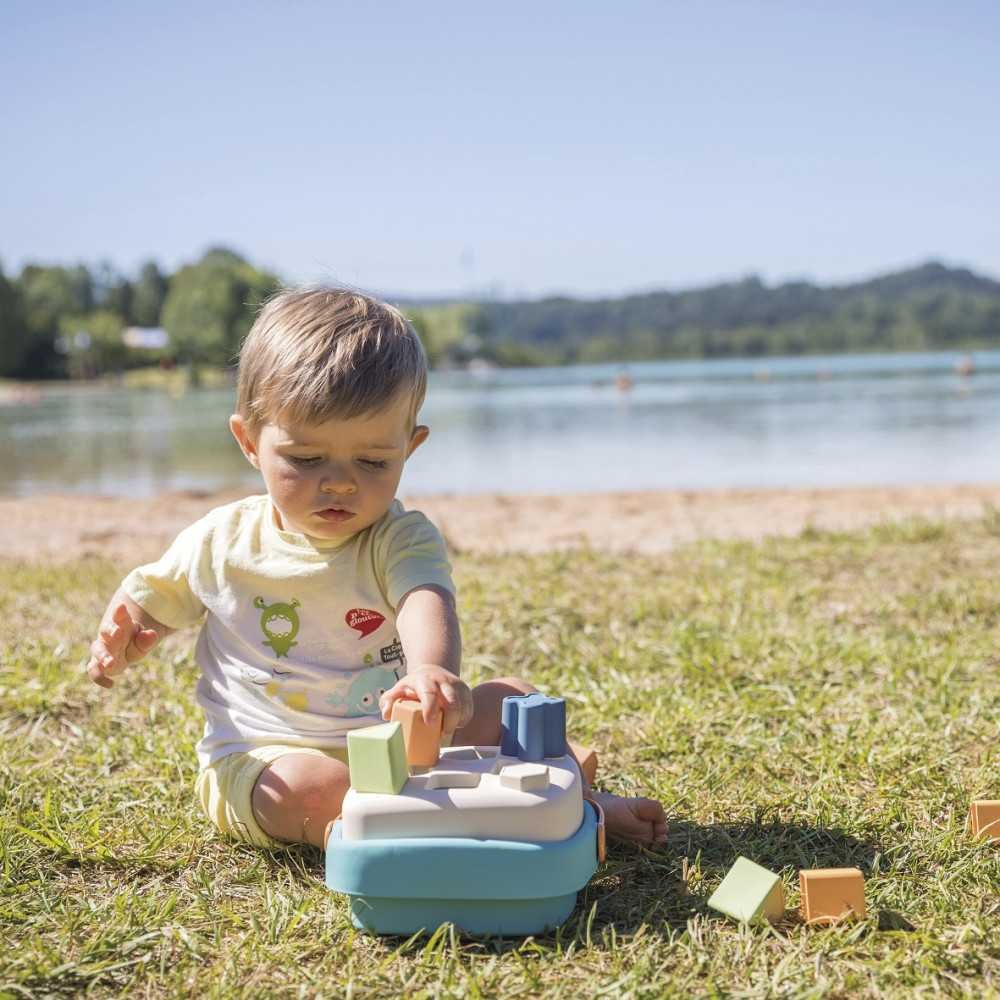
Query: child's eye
288 456 322 466
358 459 388 470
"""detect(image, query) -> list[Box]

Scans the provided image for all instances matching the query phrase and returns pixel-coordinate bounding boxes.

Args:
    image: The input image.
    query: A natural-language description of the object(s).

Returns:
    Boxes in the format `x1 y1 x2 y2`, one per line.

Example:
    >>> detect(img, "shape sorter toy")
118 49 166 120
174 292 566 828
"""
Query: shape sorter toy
707 857 785 924
326 693 603 936
798 868 866 925
968 800 1000 842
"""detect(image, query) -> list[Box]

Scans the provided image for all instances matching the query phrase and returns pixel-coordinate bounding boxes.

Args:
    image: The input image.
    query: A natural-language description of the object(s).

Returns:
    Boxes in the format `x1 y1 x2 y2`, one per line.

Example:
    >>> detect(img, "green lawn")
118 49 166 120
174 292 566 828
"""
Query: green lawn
3 516 999 997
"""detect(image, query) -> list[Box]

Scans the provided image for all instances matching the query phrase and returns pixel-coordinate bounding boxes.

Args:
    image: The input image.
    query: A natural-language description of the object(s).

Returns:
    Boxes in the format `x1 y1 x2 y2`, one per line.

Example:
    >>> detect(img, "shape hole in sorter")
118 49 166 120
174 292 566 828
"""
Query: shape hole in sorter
439 747 480 761
425 770 482 790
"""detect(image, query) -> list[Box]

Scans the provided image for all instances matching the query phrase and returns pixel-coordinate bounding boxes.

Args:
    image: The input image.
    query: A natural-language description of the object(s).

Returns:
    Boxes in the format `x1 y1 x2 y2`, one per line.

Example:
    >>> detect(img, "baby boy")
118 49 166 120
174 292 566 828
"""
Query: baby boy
87 288 667 850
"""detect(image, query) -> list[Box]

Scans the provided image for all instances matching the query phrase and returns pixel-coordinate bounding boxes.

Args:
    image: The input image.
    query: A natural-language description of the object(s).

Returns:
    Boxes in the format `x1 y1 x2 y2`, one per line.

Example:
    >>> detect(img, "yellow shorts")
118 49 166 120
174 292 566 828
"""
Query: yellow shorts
195 745 349 849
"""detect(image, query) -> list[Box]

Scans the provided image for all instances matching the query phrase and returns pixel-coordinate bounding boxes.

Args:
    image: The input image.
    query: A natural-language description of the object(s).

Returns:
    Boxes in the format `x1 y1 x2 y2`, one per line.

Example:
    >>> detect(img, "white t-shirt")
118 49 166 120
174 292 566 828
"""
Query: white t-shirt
121 495 455 766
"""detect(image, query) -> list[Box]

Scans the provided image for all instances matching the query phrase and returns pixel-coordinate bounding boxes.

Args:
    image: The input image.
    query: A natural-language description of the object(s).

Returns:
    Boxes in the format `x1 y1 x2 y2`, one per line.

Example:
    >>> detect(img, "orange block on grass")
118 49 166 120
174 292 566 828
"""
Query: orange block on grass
969 800 1000 842
799 868 866 925
390 699 443 767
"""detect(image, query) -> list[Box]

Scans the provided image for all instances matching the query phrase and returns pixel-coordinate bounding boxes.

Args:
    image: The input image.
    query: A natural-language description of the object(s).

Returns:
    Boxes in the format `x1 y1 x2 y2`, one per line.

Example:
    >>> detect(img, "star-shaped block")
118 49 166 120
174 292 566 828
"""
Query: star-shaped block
500 694 566 760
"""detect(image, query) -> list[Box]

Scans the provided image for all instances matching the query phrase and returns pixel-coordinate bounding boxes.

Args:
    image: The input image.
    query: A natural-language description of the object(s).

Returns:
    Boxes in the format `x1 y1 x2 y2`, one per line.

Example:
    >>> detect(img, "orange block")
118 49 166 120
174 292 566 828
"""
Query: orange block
799 868 866 925
390 699 442 767
569 741 599 785
969 800 1000 841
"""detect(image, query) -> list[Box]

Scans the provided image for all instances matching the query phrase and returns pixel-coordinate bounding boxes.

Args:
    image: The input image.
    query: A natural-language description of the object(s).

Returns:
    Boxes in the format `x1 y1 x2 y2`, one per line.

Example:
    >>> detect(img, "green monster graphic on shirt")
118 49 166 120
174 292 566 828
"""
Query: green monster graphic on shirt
254 597 301 657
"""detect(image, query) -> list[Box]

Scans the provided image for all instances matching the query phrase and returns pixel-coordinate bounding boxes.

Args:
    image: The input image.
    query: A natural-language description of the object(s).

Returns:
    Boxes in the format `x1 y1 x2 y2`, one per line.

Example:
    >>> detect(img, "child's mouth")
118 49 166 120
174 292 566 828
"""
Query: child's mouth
317 507 356 522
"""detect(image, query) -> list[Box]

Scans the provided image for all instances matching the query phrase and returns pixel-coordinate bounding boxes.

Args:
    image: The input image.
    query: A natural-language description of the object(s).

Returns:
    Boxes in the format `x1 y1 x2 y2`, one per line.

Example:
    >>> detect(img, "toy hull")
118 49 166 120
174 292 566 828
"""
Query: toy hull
348 892 579 936
326 802 599 936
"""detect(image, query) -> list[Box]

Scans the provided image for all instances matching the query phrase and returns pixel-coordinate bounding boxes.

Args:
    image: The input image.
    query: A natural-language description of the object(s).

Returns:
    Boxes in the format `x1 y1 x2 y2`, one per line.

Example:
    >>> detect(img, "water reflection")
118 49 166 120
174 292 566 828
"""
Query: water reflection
2 351 999 497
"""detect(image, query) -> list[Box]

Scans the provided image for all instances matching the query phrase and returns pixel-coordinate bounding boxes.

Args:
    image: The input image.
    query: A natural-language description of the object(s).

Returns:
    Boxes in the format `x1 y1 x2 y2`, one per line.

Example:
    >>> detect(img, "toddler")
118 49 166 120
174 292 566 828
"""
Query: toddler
87 288 667 850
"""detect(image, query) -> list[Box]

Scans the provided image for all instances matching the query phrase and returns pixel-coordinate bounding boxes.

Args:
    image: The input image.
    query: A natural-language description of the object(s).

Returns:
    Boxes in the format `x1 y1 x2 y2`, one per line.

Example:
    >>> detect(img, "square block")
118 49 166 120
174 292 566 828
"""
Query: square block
969 800 1000 841
347 722 408 794
390 699 443 767
799 868 866 925
499 762 550 792
707 857 784 924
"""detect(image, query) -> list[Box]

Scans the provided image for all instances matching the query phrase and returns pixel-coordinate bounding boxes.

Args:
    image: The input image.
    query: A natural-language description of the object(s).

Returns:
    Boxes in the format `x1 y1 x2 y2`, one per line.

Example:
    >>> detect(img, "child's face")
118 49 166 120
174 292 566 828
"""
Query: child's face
229 393 428 540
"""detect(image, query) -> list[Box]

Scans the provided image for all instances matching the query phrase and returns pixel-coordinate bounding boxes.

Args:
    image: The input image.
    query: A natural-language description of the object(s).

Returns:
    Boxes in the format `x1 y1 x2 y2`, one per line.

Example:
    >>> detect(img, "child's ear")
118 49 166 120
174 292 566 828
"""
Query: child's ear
406 424 430 458
229 414 261 469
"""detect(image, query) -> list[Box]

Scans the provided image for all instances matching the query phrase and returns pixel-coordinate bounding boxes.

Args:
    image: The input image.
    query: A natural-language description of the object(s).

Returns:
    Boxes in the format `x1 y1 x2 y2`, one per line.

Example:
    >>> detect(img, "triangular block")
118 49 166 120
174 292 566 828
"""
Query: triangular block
707 857 785 924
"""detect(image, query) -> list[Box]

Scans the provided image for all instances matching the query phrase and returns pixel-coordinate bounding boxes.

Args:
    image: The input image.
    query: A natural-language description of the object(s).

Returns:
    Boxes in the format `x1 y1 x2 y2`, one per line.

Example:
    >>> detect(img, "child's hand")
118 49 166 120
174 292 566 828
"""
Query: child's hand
87 602 161 689
379 665 474 738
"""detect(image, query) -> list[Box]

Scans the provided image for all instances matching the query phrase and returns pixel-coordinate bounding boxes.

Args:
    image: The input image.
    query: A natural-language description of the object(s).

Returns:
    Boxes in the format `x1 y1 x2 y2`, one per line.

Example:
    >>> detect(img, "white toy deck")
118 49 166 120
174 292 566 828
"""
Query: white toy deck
340 744 584 843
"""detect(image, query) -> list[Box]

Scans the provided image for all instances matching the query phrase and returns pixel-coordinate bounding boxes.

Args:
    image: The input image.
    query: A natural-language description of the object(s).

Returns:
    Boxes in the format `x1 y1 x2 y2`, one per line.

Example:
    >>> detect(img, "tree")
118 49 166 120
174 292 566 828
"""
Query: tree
0 262 26 377
161 248 280 365
57 310 127 379
130 260 168 327
16 264 95 377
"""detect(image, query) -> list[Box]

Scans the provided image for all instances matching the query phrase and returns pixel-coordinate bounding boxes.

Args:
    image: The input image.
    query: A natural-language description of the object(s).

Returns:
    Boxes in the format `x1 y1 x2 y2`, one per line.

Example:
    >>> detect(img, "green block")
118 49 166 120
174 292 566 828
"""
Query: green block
347 722 409 794
707 856 784 924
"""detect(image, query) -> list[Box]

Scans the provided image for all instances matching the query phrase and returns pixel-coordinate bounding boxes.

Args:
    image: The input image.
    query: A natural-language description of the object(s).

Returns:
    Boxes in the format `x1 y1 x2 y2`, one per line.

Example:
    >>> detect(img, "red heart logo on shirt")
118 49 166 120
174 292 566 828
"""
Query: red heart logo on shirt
346 608 386 638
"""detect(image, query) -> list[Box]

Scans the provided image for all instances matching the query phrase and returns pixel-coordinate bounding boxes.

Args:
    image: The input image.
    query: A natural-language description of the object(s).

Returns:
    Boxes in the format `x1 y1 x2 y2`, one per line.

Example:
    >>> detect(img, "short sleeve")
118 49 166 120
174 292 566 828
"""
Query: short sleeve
120 519 210 629
375 508 455 610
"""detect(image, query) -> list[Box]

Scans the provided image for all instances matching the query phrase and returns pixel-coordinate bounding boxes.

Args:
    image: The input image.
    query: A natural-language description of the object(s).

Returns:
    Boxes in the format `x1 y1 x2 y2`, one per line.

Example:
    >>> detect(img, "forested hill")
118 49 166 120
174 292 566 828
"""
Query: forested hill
408 261 1000 366
2 252 998 380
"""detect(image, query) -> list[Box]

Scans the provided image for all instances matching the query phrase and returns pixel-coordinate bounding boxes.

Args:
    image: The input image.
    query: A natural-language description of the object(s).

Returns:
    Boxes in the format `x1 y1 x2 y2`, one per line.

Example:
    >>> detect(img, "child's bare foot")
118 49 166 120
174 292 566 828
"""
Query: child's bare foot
589 791 667 846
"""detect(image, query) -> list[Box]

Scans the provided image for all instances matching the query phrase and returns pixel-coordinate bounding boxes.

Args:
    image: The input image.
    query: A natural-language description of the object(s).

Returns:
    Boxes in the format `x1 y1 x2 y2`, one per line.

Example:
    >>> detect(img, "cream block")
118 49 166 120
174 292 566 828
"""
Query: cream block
499 763 550 792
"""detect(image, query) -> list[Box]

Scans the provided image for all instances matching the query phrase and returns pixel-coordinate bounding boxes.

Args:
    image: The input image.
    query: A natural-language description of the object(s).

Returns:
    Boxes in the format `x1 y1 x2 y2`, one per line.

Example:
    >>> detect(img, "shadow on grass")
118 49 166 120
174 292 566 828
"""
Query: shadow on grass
571 816 884 937
258 818 884 946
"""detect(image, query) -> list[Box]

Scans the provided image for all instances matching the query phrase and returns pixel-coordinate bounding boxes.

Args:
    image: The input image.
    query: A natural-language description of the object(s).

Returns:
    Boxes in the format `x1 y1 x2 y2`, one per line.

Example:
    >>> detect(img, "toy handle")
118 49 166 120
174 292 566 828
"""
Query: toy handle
584 794 606 862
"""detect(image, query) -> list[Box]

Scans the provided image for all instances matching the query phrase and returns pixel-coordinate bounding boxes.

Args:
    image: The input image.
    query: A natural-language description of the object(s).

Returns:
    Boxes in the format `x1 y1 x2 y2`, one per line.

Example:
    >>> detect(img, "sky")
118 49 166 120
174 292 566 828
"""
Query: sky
3 1 999 299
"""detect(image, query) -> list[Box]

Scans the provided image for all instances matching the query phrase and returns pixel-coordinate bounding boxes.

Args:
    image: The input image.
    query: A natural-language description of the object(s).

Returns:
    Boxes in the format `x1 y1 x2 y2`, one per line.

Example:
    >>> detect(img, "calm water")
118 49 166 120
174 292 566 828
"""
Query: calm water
3 351 999 497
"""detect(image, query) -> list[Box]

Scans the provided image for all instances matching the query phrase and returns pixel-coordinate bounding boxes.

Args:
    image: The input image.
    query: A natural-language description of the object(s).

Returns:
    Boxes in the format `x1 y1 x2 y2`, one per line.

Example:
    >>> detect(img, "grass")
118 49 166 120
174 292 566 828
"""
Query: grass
2 516 999 997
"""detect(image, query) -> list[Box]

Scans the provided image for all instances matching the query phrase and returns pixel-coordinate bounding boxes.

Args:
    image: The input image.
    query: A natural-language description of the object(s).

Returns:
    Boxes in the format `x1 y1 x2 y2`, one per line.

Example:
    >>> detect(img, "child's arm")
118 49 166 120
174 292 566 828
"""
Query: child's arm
380 585 472 737
87 587 175 689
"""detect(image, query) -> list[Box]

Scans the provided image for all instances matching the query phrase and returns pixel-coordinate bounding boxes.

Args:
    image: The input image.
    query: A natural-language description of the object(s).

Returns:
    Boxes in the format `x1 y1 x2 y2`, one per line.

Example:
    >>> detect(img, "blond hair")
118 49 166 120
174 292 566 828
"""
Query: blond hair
235 287 427 437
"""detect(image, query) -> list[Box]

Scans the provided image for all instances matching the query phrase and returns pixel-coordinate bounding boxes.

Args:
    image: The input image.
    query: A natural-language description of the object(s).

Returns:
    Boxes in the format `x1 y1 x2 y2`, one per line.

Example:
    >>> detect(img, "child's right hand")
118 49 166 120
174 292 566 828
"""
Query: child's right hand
87 602 161 689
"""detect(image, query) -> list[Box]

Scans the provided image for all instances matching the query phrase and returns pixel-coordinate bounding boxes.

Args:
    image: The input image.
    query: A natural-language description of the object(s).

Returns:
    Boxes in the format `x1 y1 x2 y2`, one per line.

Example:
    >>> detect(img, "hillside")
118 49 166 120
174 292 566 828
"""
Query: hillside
407 261 1000 365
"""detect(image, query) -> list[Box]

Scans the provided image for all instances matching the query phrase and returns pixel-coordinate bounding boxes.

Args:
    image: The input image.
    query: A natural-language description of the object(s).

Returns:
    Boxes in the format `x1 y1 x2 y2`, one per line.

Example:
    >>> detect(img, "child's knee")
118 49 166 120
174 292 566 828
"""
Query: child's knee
477 676 536 697
252 753 350 844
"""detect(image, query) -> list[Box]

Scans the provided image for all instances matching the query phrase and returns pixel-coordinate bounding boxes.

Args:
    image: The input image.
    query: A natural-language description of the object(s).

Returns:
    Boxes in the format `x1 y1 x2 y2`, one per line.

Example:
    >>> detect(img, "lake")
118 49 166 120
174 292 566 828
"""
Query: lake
3 350 999 497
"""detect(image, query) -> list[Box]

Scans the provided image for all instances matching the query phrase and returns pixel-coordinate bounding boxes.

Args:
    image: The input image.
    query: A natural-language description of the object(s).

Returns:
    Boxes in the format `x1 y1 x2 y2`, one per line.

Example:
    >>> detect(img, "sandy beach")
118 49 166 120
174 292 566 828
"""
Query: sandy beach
3 484 1000 564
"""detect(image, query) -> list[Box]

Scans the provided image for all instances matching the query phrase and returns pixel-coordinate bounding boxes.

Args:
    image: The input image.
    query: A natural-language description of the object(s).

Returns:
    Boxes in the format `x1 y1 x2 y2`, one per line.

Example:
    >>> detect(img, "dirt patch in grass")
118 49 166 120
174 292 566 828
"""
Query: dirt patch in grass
3 483 1000 564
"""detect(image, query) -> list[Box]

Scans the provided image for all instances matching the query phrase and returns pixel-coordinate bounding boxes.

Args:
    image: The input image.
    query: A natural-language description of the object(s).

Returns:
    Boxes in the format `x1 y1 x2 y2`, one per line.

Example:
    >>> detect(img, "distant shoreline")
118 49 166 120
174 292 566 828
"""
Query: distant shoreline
3 484 999 564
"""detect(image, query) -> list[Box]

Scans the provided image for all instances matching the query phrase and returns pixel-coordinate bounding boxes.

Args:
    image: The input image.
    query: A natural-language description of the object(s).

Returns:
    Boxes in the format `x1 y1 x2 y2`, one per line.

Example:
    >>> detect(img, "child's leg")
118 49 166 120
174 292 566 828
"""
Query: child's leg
452 676 535 745
458 676 666 847
455 677 599 784
252 753 351 849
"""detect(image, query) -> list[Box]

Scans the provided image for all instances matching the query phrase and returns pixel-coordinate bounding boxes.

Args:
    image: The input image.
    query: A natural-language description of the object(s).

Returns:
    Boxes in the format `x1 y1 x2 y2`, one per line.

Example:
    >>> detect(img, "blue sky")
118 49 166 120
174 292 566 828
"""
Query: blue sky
3 1 998 298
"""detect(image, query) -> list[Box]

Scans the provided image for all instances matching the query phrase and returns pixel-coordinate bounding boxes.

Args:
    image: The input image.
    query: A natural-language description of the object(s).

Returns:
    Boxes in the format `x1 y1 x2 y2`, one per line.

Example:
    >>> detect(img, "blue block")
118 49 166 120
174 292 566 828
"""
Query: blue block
326 803 599 935
500 694 567 760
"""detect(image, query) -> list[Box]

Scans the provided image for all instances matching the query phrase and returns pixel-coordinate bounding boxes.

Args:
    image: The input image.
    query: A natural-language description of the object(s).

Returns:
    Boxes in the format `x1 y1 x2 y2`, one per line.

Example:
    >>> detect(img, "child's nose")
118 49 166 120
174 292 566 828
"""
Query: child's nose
320 466 357 495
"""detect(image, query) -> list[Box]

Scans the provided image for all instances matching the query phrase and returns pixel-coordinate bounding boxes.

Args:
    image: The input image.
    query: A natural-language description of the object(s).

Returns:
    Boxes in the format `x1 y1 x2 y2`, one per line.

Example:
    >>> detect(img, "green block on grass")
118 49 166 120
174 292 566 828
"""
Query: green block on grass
347 722 409 794
707 856 784 924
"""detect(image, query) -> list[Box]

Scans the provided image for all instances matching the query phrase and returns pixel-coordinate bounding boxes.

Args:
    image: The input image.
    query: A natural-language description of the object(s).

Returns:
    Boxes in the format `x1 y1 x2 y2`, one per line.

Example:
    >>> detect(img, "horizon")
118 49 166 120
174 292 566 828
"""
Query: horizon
4 2 999 298
7 251 997 308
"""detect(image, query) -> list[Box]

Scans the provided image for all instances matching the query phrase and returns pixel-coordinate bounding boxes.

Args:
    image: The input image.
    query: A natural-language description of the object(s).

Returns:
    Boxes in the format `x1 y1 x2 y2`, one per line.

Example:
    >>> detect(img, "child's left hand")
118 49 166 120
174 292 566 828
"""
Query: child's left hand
380 665 474 738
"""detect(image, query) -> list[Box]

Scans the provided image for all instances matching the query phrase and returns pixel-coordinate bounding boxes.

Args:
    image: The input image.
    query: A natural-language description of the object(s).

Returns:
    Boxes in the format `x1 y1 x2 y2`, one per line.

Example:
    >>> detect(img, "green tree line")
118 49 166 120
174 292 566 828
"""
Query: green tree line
2 254 998 380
